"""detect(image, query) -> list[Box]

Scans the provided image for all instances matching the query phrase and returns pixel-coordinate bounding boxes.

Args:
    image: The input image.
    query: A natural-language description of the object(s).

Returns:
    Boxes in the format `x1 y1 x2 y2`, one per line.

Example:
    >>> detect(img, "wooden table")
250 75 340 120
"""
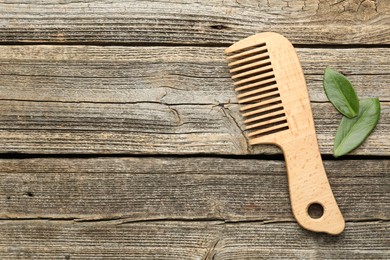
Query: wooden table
0 1 389 259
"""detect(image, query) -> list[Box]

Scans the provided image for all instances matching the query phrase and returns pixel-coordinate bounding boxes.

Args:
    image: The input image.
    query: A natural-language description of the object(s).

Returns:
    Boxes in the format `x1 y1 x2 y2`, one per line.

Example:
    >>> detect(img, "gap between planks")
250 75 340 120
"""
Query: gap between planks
1 42 390 48
0 152 389 161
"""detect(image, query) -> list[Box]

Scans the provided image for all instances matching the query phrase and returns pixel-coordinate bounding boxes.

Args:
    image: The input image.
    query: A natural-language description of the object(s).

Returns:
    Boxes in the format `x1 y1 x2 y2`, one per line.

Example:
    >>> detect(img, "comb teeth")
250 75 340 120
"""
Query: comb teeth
226 43 289 139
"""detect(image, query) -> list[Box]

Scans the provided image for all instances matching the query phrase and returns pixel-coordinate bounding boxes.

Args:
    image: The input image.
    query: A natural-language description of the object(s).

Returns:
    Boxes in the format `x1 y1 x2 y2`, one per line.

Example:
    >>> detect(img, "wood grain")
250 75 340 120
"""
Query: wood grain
0 45 388 155
0 45 389 104
214 221 390 259
1 0 388 258
0 0 389 45
0 101 388 155
0 220 222 259
0 221 388 259
1 158 388 221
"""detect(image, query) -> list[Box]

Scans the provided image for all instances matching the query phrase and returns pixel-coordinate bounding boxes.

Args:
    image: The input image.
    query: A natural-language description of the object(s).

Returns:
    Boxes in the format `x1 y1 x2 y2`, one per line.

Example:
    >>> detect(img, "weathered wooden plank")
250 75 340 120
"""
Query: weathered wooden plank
0 220 222 259
0 101 388 155
0 0 389 45
0 221 388 259
0 46 389 104
0 46 388 155
1 158 388 221
214 222 390 259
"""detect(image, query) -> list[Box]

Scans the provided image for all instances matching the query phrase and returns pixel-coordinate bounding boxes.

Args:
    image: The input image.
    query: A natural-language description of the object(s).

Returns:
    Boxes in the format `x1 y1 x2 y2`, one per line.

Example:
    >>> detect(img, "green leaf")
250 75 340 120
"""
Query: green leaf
323 67 359 118
334 98 381 157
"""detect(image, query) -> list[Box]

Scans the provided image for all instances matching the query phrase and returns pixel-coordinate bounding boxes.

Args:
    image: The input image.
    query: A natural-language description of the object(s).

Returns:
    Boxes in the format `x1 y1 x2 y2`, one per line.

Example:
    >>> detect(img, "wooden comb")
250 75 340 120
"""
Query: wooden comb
225 32 345 235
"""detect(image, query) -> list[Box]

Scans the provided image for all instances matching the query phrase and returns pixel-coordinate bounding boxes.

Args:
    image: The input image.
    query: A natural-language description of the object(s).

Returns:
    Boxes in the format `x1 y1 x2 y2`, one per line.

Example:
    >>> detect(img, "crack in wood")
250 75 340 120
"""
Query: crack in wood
0 217 387 224
204 236 223 260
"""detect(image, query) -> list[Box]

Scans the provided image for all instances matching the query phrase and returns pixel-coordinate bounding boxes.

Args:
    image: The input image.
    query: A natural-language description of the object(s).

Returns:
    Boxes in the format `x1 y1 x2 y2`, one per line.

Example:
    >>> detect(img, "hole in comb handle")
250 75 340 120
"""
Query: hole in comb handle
308 203 324 219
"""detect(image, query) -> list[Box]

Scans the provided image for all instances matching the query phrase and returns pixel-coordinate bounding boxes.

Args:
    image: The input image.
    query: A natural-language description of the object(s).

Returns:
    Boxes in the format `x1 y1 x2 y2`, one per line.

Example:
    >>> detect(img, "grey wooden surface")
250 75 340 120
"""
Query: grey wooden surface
0 0 389 259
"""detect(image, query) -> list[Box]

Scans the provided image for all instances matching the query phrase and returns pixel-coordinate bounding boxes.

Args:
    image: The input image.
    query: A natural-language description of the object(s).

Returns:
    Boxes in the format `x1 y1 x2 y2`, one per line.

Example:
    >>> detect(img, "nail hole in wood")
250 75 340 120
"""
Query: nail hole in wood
210 24 228 30
308 203 324 219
